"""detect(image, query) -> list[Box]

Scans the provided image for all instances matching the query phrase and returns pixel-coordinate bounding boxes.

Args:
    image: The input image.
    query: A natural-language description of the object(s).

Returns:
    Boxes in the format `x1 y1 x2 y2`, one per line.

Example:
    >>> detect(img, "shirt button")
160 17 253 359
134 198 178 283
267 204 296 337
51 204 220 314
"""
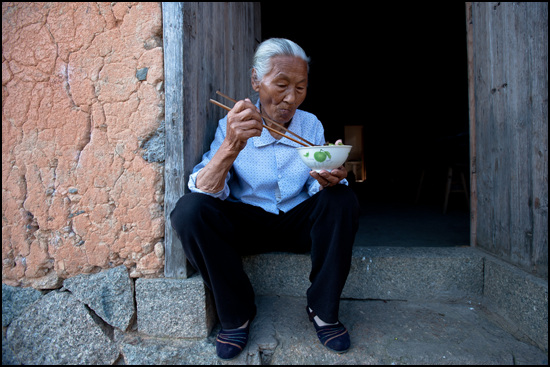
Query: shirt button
278 175 282 179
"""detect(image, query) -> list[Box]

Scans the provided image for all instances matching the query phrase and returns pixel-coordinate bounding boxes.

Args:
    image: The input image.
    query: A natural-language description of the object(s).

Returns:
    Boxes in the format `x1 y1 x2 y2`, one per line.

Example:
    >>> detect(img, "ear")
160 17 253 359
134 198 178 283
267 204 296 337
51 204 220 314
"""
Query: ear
251 69 260 92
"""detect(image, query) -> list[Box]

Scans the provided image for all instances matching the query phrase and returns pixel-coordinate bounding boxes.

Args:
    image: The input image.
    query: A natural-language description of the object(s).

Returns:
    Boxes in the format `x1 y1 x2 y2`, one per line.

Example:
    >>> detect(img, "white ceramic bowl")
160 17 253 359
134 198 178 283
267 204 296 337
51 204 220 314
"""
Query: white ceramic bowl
296 145 352 172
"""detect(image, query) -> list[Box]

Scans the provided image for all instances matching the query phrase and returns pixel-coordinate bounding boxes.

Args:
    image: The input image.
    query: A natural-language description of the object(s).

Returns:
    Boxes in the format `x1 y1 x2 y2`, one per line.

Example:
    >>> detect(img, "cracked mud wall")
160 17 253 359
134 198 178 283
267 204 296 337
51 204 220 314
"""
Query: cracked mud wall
2 2 166 289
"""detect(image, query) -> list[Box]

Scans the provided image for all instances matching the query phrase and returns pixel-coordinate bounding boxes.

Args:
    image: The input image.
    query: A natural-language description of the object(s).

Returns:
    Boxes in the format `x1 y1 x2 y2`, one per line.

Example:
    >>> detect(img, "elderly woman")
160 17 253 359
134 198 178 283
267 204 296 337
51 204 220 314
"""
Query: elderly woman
171 38 359 360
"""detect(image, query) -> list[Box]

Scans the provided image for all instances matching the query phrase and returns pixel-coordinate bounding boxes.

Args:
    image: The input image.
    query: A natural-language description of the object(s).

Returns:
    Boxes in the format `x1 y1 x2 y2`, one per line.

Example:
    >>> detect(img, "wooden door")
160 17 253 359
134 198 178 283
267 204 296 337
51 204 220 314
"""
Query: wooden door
163 2 261 278
467 2 548 278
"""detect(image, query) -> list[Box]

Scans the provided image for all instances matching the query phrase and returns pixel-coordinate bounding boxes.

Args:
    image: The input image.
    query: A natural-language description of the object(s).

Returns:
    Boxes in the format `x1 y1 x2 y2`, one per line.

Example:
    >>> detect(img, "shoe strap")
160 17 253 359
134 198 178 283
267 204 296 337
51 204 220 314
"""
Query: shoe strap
316 323 349 347
216 327 249 351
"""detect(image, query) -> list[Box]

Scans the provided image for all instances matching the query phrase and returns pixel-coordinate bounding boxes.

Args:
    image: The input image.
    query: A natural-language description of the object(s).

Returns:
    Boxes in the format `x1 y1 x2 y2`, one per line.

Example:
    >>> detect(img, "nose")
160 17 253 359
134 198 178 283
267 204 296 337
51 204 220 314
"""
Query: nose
283 89 296 105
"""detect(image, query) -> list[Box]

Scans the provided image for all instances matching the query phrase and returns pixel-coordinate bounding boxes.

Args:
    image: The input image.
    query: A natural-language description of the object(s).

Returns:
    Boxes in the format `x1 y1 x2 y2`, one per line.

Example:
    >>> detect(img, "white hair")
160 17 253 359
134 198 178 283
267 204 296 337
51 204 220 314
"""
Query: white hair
252 38 310 82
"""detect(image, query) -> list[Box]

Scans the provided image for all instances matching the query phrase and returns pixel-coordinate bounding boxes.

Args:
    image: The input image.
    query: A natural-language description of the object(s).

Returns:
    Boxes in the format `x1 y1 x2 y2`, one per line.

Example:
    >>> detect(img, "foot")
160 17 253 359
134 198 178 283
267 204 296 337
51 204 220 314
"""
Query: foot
215 321 250 360
306 306 350 353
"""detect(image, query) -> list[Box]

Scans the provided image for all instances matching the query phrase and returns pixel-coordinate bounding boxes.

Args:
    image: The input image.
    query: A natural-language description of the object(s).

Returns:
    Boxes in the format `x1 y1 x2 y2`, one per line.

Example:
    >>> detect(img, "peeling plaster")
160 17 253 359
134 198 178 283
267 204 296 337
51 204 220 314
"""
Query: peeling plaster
2 2 165 288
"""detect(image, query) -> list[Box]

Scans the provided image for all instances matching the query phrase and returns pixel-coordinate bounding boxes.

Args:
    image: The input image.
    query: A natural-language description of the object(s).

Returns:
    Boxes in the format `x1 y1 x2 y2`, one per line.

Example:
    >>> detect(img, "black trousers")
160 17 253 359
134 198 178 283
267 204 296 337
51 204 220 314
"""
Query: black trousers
170 185 360 329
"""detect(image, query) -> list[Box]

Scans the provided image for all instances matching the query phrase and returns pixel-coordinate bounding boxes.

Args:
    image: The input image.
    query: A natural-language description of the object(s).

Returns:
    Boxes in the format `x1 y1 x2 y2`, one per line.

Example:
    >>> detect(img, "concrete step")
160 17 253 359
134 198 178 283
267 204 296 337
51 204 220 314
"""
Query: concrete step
121 246 547 364
121 295 548 365
243 246 483 302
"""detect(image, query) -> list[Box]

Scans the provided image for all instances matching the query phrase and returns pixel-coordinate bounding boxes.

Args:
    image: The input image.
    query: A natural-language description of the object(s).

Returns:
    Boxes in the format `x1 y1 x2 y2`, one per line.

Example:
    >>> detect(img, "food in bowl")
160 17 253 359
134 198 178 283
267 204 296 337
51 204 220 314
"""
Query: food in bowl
296 144 352 172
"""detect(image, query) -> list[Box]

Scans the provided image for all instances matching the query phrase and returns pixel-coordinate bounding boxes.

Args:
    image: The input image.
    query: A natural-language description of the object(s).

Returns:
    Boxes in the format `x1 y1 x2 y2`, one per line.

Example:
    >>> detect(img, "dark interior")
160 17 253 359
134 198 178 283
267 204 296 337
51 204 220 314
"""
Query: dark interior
261 3 471 247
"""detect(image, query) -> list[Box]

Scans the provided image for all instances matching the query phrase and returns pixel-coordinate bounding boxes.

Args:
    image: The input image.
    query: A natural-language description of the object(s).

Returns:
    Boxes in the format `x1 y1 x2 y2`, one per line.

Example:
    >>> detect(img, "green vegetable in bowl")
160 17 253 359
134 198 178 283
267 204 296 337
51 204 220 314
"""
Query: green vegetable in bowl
325 139 344 146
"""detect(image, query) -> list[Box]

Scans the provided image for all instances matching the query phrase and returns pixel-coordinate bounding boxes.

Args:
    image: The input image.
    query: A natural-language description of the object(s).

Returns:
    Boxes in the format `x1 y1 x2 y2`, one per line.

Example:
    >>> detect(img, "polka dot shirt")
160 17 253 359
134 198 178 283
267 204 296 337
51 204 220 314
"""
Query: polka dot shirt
189 101 346 214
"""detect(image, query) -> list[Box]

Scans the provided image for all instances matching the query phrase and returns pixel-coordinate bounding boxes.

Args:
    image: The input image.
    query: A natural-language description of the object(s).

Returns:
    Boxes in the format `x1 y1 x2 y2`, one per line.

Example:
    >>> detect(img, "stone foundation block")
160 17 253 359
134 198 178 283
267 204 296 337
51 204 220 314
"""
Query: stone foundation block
483 253 548 352
5 290 119 365
135 275 216 338
244 247 484 302
344 247 484 301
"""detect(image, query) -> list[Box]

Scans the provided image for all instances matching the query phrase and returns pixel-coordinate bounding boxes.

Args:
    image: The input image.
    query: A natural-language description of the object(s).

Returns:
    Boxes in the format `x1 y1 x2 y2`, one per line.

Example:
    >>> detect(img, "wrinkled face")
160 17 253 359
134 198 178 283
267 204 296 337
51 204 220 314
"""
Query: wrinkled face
252 55 308 124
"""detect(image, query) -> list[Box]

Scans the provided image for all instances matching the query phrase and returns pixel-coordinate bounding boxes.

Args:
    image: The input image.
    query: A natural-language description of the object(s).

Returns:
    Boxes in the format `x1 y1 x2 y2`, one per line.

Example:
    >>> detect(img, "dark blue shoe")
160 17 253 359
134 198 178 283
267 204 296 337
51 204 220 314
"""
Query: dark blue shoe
307 306 350 353
215 322 250 360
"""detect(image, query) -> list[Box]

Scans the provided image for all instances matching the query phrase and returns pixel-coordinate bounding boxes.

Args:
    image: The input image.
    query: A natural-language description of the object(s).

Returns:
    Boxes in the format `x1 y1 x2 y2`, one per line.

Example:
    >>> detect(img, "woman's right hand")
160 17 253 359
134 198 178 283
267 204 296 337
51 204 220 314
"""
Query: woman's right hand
224 98 263 152
196 99 262 193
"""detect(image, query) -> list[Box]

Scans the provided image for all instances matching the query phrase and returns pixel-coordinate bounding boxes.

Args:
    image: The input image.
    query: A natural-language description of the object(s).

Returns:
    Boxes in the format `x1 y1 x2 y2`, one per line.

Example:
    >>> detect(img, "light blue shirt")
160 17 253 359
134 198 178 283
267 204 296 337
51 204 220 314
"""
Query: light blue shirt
189 102 345 214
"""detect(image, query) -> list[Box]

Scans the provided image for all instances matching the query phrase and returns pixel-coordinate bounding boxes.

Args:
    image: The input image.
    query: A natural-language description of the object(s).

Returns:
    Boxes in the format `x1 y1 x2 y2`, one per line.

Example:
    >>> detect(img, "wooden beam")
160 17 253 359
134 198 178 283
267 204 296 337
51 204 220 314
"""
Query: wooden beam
466 2 477 247
162 2 189 278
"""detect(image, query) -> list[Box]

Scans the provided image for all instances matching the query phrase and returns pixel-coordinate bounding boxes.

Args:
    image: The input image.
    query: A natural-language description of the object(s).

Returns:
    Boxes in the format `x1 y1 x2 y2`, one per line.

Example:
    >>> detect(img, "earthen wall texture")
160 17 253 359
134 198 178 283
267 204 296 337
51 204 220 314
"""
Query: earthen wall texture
2 2 165 289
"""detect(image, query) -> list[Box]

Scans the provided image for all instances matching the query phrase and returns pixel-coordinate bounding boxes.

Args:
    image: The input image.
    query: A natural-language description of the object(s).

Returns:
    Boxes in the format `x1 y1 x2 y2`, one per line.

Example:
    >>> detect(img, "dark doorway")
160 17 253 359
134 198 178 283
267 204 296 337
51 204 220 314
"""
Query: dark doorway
261 3 470 247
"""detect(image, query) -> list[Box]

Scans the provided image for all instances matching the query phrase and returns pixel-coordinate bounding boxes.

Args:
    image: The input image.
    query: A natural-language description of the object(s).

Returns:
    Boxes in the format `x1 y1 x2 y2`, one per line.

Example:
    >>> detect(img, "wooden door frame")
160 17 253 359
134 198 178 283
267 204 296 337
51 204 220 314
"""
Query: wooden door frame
466 2 477 247
163 2 188 278
163 3 479 280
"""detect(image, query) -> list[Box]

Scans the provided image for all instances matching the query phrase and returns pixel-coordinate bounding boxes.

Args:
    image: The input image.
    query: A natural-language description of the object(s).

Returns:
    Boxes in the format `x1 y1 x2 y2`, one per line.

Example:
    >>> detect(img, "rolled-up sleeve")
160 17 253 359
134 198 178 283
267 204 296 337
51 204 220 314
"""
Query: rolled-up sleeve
188 170 231 200
306 175 349 196
187 118 231 200
307 178 322 196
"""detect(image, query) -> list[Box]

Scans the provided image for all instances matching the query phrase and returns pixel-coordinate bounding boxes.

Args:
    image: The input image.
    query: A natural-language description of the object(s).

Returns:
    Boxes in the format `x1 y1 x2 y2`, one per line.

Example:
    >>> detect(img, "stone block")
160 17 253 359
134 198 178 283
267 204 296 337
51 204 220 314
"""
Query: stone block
483 253 548 352
62 265 135 331
5 290 119 364
120 334 221 365
243 252 311 297
135 275 216 338
344 247 484 301
2 283 42 327
243 247 484 302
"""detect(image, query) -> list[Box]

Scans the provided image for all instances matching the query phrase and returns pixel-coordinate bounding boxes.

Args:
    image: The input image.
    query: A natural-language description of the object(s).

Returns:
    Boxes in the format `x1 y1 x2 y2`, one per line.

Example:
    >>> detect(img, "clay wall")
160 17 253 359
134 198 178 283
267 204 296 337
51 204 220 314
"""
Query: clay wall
2 2 165 288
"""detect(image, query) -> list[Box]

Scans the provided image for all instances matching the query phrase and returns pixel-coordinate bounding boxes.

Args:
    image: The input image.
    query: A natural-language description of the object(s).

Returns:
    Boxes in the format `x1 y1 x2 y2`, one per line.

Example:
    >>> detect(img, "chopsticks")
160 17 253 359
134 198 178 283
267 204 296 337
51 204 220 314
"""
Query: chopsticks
209 91 314 147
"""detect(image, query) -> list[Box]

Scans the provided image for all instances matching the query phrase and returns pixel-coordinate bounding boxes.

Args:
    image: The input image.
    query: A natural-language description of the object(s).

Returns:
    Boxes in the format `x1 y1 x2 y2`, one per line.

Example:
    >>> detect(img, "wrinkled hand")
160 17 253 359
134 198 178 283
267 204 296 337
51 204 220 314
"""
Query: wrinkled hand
224 98 263 152
310 166 347 190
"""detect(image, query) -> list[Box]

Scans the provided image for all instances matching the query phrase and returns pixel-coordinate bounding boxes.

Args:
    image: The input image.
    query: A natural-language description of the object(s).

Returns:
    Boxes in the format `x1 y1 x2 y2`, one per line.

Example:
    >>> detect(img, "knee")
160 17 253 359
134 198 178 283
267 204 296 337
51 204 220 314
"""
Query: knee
315 185 360 227
170 193 220 231
320 185 359 214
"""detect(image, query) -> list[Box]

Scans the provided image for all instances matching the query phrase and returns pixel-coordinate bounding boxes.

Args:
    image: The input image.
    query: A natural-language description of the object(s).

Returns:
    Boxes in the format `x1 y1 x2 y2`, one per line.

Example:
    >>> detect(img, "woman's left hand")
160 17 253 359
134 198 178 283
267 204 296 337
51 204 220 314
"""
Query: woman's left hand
310 166 348 190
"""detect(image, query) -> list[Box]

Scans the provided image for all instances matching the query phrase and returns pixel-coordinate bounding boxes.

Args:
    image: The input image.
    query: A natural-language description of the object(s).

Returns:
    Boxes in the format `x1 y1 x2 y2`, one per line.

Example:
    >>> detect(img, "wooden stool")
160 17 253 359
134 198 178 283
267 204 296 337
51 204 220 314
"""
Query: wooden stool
443 164 469 214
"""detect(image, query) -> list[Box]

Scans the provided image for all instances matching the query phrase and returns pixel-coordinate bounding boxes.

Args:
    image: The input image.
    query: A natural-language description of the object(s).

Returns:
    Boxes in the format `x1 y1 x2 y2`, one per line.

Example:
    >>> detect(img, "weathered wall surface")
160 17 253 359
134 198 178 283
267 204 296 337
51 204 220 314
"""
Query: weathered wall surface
471 2 548 279
2 2 165 289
